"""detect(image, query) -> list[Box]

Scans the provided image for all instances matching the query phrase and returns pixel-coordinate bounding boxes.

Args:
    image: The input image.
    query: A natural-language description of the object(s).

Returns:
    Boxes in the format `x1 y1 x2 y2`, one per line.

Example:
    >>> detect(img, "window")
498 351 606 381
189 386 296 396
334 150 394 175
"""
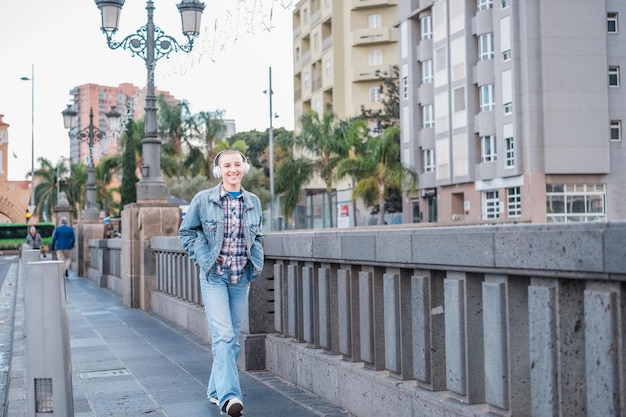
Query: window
313 33 320 50
501 0 510 8
482 190 500 219
608 12 618 33
479 33 494 61
480 84 495 111
368 49 383 66
507 187 521 218
402 75 409 100
609 66 620 86
295 47 301 62
504 127 515 167
424 149 436 172
478 0 493 10
435 47 447 72
481 135 497 162
500 17 511 61
420 16 432 40
502 70 513 114
315 99 321 112
422 60 433 84
368 13 382 29
369 86 382 103
454 87 465 112
546 184 606 222
422 105 434 128
304 72 310 89
325 59 332 77
611 120 621 141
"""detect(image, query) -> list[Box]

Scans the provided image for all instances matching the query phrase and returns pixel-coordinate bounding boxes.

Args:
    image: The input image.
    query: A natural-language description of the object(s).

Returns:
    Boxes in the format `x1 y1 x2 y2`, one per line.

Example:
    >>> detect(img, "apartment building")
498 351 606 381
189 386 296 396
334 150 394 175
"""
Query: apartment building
398 0 626 224
293 0 399 228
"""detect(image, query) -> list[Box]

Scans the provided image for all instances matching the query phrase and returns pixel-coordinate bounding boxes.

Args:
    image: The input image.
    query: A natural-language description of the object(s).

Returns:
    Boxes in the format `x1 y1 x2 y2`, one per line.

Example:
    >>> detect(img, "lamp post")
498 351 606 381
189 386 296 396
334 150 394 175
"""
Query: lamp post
264 67 277 231
20 64 35 217
62 106 121 220
94 0 205 202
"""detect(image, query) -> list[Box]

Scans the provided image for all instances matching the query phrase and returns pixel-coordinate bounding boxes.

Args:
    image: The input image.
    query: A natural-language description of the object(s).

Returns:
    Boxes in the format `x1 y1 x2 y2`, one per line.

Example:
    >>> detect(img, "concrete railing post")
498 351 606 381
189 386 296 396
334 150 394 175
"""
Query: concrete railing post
23 257 74 417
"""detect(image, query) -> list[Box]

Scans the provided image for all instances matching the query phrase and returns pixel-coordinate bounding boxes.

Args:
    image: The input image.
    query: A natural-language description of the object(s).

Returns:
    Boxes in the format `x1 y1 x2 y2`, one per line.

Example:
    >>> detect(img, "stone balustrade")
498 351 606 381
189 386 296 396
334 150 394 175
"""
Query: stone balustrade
88 222 626 417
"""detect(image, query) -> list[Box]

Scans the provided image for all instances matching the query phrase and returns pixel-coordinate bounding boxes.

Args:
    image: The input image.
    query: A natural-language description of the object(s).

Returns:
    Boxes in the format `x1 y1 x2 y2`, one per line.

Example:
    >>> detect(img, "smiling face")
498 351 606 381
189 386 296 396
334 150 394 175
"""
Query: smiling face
219 151 245 192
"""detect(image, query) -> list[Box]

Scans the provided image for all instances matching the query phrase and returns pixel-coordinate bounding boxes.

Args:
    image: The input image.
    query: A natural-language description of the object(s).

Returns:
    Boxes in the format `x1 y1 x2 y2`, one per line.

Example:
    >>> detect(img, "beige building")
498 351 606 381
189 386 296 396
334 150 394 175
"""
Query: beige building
398 0 626 224
293 0 399 228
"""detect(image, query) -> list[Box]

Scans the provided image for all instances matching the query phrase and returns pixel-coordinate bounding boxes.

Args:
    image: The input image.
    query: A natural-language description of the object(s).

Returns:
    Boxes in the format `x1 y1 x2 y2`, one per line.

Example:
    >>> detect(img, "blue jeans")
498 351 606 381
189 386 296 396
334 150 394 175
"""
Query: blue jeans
201 266 250 410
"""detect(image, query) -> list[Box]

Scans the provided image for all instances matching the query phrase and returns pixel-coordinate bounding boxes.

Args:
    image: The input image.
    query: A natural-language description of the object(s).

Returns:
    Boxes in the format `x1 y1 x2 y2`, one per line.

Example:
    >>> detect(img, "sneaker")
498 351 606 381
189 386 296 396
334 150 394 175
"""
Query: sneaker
224 398 243 417
208 397 219 408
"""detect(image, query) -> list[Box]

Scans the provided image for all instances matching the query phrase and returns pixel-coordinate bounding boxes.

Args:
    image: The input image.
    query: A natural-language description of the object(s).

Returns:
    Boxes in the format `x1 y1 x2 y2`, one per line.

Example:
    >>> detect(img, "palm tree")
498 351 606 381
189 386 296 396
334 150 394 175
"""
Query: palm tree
294 108 352 228
158 96 194 181
95 155 121 217
33 157 57 221
274 154 312 228
67 162 88 221
335 126 417 225
196 110 226 176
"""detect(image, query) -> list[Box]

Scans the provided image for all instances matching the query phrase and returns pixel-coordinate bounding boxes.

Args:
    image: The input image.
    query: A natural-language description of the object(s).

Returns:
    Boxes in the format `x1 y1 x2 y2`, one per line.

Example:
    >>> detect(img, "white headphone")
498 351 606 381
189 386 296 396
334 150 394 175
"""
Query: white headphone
212 150 251 178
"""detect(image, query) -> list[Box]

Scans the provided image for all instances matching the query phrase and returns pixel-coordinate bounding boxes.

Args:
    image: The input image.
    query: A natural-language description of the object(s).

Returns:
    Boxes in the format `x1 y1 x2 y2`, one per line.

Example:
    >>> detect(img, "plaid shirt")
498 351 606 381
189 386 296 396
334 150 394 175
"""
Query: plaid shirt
216 188 247 283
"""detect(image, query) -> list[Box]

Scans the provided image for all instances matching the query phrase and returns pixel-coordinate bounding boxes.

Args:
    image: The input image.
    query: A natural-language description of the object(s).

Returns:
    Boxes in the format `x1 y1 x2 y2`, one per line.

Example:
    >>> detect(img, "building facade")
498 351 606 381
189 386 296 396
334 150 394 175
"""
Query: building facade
0 114 32 224
398 0 626 224
293 0 400 228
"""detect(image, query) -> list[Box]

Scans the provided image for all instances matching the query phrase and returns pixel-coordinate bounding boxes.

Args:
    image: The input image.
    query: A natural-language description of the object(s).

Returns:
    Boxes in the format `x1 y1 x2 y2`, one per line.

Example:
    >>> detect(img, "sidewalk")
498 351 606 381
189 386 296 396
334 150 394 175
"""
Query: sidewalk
6 264 352 417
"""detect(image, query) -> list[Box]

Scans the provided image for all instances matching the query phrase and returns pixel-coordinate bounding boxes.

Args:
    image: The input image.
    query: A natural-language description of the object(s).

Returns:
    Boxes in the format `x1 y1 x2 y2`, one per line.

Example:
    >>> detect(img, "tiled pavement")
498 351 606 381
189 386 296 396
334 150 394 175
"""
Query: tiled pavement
4 261 352 417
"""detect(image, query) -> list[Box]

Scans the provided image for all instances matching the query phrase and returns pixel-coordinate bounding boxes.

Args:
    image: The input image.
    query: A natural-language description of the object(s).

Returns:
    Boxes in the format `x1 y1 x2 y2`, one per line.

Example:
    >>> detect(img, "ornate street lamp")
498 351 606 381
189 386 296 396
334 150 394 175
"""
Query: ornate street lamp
94 0 205 201
62 105 121 220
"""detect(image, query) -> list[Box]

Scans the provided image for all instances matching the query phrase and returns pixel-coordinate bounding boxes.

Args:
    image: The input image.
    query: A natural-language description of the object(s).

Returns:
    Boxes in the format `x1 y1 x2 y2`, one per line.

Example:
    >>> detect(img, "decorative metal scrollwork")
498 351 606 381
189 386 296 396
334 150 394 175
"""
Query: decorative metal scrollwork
107 26 194 62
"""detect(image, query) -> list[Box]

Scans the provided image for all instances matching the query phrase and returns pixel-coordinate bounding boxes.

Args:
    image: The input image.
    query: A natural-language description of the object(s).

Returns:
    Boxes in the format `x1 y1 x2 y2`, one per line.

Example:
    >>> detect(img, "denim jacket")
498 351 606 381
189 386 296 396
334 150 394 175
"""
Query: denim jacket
178 183 265 282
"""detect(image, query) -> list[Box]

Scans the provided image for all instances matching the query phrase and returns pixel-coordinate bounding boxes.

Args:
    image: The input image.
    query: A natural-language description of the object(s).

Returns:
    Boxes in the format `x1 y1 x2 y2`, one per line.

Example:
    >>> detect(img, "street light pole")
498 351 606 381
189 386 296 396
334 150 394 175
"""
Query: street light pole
94 0 205 202
62 106 120 220
20 64 35 216
267 67 275 231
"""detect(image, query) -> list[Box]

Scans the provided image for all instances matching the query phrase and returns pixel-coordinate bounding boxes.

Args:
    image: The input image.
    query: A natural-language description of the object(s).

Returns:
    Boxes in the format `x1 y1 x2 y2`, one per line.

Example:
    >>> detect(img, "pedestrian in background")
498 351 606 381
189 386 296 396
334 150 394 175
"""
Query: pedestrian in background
26 226 42 250
178 149 265 417
50 217 75 278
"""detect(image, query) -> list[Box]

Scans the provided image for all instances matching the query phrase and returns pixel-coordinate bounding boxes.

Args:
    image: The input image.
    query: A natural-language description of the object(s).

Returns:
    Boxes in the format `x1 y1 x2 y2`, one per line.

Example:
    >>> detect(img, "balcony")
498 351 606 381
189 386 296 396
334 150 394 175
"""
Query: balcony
473 59 495 86
352 0 398 9
475 160 498 180
353 26 397 46
417 38 433 61
472 7 494 36
353 64 393 82
417 82 433 104
474 110 496 136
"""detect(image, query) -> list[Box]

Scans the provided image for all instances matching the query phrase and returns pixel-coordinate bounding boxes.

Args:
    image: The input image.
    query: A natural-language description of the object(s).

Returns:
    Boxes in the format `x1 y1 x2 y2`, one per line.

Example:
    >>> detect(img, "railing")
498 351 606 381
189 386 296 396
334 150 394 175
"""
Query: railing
89 222 626 417
87 237 123 295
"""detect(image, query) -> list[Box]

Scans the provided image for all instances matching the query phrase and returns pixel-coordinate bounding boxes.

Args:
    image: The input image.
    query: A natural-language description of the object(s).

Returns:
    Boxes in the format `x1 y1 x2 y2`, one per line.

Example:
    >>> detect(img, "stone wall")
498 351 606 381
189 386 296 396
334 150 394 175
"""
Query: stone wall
92 222 626 417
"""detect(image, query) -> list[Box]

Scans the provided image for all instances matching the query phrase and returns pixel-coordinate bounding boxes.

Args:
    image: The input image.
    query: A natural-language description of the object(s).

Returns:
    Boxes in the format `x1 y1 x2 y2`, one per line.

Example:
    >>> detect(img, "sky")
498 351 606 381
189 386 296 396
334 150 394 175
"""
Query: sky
0 0 295 181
